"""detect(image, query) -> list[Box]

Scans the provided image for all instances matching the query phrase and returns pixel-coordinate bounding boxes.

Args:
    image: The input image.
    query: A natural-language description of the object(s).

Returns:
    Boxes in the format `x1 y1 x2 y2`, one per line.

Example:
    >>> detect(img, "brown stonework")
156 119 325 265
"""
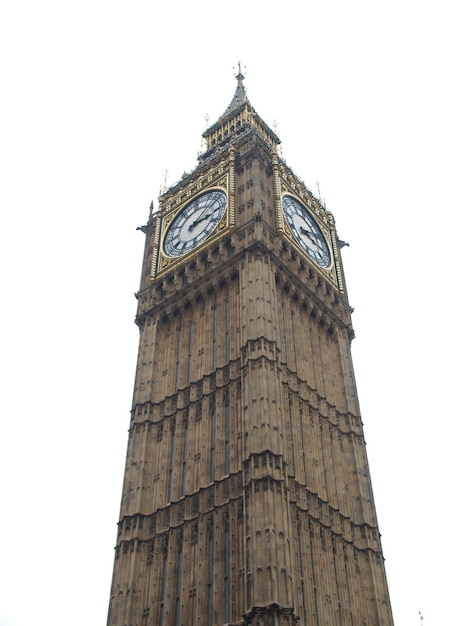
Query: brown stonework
107 73 394 626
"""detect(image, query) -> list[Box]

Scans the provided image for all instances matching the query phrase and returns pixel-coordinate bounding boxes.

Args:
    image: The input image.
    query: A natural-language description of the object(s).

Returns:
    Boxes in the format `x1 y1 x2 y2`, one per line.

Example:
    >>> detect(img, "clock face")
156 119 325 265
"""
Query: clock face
282 195 331 267
163 190 227 257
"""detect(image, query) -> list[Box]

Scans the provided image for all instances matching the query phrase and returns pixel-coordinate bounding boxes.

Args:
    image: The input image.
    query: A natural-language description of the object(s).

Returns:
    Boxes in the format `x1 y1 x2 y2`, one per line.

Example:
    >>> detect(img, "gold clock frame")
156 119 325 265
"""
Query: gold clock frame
272 153 344 291
151 149 236 278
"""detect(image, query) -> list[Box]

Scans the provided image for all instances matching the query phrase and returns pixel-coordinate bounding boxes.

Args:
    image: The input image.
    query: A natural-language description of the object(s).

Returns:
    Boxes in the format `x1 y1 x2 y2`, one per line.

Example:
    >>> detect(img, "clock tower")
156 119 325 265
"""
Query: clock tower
107 71 394 626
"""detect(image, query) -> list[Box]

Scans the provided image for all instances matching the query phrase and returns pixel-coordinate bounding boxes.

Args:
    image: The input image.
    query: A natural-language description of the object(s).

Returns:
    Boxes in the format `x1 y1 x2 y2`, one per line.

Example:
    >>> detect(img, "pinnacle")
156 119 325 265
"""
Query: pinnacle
225 62 249 113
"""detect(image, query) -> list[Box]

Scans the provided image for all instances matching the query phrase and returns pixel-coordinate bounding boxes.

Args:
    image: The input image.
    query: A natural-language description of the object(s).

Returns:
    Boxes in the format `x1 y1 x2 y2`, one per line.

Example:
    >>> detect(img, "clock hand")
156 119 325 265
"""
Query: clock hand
300 226 318 245
188 191 224 232
188 212 211 231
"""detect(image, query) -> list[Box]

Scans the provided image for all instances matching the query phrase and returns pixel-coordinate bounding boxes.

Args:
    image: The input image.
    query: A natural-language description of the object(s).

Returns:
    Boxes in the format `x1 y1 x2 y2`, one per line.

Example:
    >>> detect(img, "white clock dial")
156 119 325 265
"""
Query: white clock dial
163 190 227 257
282 195 331 267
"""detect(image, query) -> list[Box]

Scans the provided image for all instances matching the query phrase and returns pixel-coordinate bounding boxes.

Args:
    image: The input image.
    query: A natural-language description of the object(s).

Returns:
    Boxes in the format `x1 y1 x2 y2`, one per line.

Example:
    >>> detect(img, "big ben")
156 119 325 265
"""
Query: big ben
107 70 394 626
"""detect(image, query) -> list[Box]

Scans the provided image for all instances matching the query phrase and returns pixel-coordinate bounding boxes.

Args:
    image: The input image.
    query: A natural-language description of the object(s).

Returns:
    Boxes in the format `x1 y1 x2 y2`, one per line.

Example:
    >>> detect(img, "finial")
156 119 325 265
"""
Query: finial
160 169 169 195
316 182 326 208
234 61 245 81
149 200 154 218
226 63 248 112
200 114 210 153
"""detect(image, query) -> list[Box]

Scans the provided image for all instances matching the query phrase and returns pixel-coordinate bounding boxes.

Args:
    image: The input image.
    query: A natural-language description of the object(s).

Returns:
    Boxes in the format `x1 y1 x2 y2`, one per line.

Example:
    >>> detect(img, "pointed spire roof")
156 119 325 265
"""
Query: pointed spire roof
201 66 280 160
225 64 249 113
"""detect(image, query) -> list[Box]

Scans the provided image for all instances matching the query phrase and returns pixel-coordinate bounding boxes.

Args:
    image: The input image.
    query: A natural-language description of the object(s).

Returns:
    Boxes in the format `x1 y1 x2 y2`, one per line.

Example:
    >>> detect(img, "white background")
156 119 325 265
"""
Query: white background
1 2 468 625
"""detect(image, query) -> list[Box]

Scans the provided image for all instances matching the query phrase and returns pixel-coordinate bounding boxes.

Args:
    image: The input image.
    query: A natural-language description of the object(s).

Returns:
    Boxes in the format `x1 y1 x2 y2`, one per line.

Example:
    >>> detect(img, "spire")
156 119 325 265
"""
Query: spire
200 65 280 161
225 62 249 113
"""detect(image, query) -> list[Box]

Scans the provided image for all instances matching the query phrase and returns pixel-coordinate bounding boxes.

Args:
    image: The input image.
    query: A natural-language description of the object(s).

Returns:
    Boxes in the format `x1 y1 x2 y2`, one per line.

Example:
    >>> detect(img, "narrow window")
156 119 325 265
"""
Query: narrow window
280 299 287 359
175 547 183 625
288 397 296 475
212 305 217 370
207 533 214 626
224 403 230 475
299 408 307 484
297 526 306 623
210 410 215 482
181 420 188 497
224 526 230 622
160 552 168 600
175 328 182 391
187 321 193 385
168 424 175 502
291 309 298 369
224 299 230 363
159 549 168 626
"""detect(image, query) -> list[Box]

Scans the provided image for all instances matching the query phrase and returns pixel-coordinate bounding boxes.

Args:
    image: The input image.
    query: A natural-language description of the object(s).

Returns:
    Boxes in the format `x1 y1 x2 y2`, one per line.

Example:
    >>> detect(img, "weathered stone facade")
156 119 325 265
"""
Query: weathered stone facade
107 74 394 626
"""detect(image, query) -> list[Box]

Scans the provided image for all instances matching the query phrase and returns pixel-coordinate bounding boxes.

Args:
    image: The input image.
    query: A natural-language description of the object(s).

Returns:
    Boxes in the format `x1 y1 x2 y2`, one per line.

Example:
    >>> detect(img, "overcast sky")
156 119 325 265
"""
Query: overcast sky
1 2 468 626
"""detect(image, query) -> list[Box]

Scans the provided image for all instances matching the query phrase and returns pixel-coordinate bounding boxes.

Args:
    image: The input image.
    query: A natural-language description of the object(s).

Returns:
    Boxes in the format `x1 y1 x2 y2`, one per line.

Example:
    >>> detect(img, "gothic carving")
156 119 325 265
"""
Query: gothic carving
108 76 393 626
190 523 198 544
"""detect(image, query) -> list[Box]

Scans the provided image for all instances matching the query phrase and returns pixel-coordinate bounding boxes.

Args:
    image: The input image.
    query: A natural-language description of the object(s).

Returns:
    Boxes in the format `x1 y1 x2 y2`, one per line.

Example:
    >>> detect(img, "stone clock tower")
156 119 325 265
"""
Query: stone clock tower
107 72 394 626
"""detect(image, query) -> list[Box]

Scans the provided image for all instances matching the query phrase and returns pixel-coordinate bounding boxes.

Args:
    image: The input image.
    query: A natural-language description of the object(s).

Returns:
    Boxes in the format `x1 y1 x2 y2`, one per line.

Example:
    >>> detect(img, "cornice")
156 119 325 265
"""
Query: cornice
136 228 353 350
136 254 241 327
272 246 353 338
130 359 363 433
136 230 352 337
115 481 382 556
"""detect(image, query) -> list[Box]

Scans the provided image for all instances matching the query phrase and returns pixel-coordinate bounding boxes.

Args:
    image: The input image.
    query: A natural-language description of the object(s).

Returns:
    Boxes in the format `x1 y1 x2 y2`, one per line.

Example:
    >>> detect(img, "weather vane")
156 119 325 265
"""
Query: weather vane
234 61 246 78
